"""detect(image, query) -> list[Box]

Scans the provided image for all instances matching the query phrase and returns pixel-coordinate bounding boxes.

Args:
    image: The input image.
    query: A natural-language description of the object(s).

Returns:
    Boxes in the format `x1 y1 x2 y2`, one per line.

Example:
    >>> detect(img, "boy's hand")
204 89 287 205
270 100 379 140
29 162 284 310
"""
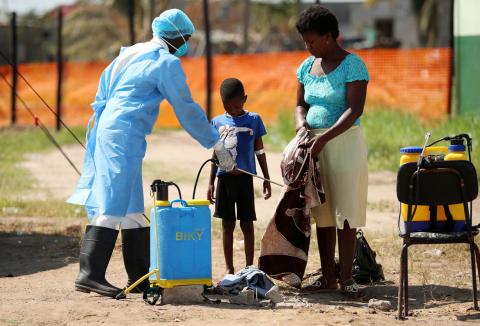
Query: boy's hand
214 140 235 171
263 181 271 200
207 184 215 204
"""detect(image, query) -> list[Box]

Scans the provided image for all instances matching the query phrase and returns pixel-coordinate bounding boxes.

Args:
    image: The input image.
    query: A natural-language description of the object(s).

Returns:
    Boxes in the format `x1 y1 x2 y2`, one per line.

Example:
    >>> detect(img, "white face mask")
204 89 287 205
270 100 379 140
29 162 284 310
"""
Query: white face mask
161 19 189 57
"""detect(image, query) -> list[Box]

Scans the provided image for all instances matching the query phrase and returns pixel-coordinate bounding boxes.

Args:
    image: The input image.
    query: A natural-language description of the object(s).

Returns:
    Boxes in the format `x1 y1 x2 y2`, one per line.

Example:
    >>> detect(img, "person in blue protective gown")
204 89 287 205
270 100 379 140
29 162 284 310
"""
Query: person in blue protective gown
68 9 234 298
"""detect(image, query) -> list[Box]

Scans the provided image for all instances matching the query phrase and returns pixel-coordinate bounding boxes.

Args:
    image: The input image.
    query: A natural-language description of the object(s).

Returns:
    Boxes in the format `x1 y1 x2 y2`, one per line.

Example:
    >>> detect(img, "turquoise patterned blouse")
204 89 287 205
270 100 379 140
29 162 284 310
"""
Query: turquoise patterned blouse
296 53 369 129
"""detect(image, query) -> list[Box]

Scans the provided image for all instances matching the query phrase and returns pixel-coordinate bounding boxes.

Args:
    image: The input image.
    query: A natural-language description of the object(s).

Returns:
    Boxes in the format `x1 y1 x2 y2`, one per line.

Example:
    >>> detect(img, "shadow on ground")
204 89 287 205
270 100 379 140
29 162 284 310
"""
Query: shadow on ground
192 282 479 316
284 283 478 311
0 231 80 277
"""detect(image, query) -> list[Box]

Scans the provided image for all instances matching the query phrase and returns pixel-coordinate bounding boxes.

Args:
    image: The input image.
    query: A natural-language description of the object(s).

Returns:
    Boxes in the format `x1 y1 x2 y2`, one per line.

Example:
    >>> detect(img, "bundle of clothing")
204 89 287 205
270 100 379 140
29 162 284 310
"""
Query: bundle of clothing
217 266 275 297
216 266 283 304
258 127 325 288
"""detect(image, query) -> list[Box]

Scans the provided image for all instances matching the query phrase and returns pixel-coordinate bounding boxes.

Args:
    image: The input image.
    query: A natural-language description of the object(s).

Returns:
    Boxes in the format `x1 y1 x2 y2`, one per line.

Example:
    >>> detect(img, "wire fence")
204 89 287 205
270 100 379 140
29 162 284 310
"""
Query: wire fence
0 47 452 128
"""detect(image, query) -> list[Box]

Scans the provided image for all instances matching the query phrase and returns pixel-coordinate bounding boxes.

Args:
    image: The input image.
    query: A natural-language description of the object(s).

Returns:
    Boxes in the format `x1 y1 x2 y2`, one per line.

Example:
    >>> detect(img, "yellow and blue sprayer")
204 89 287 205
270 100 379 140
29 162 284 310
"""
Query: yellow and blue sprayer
115 158 282 304
115 162 215 304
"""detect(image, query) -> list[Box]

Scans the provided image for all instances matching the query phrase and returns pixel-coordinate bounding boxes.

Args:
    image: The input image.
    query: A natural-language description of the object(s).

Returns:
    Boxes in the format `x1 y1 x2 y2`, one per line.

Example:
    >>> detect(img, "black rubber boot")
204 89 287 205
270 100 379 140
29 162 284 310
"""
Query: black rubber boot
121 227 150 293
75 225 122 298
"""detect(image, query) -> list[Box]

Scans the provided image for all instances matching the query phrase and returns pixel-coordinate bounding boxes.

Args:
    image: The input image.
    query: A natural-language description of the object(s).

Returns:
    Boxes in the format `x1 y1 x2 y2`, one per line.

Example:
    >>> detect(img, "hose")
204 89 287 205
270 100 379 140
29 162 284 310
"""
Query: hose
192 159 215 199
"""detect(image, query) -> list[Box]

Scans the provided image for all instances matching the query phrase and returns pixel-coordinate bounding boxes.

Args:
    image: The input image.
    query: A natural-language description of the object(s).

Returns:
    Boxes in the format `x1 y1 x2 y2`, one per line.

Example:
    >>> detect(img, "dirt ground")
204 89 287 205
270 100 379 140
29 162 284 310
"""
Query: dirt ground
1 130 480 326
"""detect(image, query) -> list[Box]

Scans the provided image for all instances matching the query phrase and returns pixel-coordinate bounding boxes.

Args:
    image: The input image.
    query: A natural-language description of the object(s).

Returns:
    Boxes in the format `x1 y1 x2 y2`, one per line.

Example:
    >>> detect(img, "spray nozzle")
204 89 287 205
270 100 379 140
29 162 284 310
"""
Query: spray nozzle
417 131 431 168
150 179 182 201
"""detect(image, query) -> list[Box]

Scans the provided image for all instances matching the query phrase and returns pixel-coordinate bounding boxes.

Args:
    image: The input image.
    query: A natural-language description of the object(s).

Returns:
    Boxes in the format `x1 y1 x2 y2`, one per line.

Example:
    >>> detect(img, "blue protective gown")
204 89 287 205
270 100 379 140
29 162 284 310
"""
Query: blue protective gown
67 40 219 218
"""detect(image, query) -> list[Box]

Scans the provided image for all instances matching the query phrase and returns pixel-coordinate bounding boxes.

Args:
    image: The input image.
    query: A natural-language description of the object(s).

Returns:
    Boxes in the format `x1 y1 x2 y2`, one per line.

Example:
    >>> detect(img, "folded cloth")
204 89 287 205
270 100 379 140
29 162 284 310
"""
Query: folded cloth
217 265 276 298
259 128 325 288
281 127 311 188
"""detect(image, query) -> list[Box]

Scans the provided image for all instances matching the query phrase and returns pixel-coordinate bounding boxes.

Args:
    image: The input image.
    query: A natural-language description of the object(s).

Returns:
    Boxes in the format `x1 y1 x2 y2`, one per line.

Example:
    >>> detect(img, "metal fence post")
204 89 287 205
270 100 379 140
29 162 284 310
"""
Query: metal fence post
56 7 63 131
203 0 212 121
128 0 135 45
10 12 17 125
447 0 454 115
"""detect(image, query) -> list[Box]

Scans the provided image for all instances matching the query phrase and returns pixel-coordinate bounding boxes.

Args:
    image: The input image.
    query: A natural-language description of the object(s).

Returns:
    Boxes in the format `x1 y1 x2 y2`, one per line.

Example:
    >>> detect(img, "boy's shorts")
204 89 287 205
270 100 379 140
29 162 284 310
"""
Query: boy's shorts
214 173 256 221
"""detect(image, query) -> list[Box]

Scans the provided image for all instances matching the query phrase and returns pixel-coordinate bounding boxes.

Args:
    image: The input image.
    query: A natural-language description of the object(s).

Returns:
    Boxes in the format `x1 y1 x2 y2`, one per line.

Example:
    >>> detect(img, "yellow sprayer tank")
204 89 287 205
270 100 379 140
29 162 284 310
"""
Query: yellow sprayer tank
424 146 448 161
399 146 422 165
445 144 467 161
399 145 465 232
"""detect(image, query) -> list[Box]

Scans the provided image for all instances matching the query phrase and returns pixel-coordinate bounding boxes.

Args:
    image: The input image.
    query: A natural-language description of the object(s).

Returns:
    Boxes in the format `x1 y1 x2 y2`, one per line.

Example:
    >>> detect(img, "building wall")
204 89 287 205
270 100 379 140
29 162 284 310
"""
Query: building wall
327 0 452 49
454 0 480 115
326 0 419 48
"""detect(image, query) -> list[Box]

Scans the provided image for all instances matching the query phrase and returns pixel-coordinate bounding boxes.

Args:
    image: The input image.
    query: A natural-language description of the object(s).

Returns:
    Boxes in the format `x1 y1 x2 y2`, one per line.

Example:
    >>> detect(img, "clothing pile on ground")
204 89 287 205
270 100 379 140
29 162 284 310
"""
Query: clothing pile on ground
215 266 283 305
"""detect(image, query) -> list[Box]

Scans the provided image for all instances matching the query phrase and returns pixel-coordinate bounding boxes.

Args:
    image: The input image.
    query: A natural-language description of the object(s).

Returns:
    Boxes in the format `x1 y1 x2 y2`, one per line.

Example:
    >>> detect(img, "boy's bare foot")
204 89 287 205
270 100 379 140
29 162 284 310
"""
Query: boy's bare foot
226 268 235 275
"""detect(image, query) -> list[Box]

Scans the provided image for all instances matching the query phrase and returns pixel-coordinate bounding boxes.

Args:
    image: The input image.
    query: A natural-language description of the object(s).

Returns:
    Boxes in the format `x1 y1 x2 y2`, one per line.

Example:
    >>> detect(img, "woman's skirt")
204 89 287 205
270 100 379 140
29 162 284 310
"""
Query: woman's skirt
310 126 368 229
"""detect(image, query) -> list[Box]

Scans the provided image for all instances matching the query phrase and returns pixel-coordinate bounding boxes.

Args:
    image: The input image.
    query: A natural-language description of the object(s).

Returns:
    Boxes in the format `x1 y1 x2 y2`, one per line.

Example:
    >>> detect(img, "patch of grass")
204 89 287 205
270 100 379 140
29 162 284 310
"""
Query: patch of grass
265 109 480 172
0 126 85 217
263 110 295 151
0 198 85 218
362 110 425 171
363 110 480 171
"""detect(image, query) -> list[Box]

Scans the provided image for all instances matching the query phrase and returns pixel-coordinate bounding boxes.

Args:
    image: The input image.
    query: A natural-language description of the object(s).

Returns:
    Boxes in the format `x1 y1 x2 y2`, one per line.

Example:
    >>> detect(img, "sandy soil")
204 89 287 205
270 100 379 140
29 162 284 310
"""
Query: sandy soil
1 130 480 326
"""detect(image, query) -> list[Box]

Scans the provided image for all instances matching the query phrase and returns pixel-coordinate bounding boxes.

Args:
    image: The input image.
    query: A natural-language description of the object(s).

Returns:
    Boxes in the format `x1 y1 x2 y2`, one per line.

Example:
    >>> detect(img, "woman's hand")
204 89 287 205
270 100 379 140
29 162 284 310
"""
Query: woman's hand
263 181 272 200
207 184 215 204
309 135 328 157
295 119 308 133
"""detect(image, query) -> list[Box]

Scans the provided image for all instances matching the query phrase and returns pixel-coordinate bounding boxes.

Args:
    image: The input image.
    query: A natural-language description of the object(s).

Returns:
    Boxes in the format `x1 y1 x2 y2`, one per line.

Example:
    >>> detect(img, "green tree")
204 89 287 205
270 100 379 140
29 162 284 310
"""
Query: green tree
105 0 173 41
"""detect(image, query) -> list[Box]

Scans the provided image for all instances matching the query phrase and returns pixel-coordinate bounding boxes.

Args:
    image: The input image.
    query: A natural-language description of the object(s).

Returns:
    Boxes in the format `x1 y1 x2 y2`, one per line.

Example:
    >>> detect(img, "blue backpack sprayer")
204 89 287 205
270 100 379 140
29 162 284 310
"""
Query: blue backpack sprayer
112 157 215 303
115 156 282 304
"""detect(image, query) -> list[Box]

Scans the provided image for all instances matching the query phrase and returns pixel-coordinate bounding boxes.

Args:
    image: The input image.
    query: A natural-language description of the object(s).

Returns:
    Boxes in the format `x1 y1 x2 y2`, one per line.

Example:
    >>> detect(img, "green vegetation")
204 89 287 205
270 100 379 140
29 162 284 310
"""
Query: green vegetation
0 198 84 218
264 110 480 172
264 110 296 151
365 110 480 171
0 126 86 218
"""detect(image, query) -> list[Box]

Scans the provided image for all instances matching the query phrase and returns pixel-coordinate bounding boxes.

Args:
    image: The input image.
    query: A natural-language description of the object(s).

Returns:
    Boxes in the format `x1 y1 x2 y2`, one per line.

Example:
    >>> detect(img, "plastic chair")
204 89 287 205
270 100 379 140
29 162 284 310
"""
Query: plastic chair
396 160 479 319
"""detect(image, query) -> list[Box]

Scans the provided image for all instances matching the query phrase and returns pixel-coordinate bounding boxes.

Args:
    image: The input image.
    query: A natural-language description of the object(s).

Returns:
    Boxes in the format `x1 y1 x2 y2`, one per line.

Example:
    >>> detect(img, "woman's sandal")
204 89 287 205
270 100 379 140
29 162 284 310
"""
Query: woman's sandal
301 275 338 294
340 279 365 299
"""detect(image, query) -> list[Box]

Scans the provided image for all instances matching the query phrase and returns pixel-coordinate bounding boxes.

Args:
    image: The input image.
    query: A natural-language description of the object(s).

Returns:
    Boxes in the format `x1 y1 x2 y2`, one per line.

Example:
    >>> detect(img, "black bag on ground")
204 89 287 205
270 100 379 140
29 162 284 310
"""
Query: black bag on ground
352 230 385 284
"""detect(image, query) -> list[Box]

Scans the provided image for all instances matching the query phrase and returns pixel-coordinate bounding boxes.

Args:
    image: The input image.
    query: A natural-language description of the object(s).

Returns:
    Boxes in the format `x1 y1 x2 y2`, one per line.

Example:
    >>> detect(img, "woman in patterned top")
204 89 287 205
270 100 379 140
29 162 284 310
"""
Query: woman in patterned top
294 5 369 298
